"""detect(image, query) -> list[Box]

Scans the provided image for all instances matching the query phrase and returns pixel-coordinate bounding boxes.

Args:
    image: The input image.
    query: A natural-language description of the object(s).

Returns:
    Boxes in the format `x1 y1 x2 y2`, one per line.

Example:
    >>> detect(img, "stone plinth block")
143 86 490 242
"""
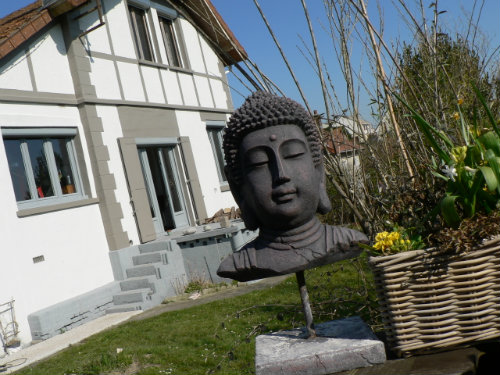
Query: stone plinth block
255 316 386 375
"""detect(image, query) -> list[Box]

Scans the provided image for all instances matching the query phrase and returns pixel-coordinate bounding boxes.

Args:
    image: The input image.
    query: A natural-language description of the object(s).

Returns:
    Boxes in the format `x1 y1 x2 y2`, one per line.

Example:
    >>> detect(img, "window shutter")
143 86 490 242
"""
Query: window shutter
118 137 156 243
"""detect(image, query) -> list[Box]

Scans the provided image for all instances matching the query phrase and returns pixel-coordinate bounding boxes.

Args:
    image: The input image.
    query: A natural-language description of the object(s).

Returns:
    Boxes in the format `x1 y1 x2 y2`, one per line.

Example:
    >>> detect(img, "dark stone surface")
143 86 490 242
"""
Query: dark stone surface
218 219 368 281
217 92 368 282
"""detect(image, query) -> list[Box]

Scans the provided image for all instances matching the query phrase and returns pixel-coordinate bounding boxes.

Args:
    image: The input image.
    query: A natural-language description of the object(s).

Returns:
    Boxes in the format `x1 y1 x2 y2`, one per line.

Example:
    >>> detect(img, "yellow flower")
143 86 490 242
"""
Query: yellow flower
388 232 400 241
457 98 464 105
375 232 389 242
374 231 405 252
451 146 467 164
406 239 410 244
452 112 460 121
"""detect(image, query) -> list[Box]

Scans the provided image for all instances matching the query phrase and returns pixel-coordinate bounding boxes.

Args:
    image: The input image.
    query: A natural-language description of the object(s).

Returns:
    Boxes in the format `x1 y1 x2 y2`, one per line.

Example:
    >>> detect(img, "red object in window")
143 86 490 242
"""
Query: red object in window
37 186 44 198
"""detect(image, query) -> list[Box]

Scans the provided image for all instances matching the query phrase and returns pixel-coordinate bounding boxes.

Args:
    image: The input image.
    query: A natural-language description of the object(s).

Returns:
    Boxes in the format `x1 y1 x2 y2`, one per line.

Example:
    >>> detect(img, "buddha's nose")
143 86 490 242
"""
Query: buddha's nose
273 156 290 184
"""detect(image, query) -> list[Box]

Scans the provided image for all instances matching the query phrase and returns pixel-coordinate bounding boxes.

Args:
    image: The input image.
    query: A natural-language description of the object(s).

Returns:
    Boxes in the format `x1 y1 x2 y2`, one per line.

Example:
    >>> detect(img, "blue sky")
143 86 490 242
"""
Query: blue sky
211 0 500 121
1 1 499 122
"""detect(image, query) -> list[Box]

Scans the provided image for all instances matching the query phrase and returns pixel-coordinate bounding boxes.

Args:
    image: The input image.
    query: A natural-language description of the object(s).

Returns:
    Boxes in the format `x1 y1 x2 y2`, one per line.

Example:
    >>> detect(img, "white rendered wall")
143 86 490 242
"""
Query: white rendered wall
30 25 74 95
199 36 221 77
179 19 206 73
117 62 146 101
90 57 122 100
105 0 137 59
176 111 235 215
161 70 183 105
194 76 214 108
0 50 33 91
77 1 112 55
0 103 112 344
209 78 229 109
141 65 166 104
95 105 140 245
178 74 198 107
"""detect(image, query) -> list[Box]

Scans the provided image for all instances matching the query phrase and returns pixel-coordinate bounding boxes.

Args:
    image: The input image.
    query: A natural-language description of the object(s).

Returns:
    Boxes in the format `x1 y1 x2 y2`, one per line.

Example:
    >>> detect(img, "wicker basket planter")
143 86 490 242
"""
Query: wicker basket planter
368 235 500 357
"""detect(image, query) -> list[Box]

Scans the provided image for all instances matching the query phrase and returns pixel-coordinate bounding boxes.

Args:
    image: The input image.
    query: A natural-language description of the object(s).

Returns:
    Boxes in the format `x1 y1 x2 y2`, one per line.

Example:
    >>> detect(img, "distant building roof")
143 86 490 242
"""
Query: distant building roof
323 127 362 156
0 0 247 65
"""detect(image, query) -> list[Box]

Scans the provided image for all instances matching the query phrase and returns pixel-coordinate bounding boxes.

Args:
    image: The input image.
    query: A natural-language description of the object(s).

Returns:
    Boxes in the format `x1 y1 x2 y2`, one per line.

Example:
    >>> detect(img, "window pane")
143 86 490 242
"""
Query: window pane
161 148 182 212
129 6 153 61
146 148 175 230
4 139 31 201
26 139 54 198
160 18 181 67
50 138 77 195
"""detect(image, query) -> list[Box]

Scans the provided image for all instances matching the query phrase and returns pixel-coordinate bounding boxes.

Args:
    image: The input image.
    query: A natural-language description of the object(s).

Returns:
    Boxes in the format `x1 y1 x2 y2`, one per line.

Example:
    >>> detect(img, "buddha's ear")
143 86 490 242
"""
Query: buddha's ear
226 168 260 230
316 162 332 214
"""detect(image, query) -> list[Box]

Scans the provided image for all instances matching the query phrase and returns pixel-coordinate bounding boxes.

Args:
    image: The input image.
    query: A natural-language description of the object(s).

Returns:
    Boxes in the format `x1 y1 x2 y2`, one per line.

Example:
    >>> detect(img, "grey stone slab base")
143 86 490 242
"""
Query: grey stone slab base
255 316 386 375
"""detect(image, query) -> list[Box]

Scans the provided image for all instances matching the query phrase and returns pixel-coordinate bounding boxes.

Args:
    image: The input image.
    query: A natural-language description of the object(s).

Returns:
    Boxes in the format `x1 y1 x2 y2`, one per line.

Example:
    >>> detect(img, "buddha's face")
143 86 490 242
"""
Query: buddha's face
239 124 320 231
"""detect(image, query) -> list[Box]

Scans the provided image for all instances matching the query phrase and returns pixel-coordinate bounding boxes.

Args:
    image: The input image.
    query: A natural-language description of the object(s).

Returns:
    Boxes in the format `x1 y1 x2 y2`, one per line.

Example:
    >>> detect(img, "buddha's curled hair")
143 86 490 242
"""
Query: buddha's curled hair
223 91 322 185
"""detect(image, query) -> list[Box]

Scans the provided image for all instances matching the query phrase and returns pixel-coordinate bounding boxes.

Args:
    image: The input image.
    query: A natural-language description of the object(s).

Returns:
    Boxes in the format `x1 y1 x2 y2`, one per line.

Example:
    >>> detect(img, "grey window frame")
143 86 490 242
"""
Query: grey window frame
128 4 155 62
2 128 86 210
158 15 183 68
206 121 227 185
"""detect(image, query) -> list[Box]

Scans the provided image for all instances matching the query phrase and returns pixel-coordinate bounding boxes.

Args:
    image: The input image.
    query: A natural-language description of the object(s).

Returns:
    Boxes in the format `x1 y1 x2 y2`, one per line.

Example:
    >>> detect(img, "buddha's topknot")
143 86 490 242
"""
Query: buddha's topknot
223 91 322 185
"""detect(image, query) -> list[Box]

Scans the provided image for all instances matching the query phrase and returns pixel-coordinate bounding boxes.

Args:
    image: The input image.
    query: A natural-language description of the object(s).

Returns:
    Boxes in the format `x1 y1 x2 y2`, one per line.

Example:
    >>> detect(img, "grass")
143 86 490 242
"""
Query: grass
14 254 379 375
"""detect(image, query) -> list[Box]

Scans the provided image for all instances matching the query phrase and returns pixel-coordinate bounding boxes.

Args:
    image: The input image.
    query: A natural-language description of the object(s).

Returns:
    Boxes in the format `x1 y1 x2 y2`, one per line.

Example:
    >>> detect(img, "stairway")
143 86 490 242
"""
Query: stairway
106 241 179 314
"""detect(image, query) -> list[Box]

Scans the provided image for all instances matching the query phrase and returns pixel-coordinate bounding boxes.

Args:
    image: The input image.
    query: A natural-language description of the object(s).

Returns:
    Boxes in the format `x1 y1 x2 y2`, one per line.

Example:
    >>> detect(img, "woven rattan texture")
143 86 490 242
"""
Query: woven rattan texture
369 236 500 357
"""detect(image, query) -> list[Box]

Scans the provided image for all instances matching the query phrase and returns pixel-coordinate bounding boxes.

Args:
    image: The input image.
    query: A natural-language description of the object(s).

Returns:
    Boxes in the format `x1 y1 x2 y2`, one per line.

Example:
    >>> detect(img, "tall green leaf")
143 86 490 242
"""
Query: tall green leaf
478 131 500 157
395 93 452 163
484 151 500 194
473 84 500 138
478 166 498 192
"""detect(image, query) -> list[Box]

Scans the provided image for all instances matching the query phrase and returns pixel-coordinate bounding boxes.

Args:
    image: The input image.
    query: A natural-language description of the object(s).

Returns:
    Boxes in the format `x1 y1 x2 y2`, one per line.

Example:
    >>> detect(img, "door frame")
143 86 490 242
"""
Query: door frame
136 138 191 234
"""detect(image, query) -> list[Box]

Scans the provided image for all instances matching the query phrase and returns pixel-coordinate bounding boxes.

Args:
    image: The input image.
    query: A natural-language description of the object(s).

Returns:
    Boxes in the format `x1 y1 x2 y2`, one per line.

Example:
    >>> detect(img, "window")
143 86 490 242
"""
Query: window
159 17 182 68
206 123 227 184
128 5 154 61
2 128 85 209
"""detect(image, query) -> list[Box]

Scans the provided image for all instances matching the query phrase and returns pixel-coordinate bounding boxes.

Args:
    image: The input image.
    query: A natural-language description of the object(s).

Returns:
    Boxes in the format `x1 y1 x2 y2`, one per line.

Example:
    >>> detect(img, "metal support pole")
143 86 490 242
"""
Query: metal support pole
296 271 316 338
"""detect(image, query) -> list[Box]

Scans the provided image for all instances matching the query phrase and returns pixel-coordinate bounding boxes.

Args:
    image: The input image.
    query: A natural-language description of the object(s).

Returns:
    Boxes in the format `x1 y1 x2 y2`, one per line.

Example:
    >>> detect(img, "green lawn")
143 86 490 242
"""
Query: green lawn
15 254 379 375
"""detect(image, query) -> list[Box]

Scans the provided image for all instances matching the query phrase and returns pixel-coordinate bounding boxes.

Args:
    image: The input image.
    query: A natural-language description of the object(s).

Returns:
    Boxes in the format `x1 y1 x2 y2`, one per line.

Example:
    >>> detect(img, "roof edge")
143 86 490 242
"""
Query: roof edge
0 0 90 61
0 8 52 60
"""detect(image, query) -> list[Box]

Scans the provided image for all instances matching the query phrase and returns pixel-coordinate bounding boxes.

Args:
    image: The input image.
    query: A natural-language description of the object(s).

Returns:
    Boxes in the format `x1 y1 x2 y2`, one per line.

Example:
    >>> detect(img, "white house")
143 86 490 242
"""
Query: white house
330 115 374 139
0 0 248 347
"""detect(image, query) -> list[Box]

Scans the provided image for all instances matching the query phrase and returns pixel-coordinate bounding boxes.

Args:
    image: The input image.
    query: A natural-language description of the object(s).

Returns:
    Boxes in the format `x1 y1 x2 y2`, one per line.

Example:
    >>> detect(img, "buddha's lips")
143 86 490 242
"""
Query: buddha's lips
272 188 297 202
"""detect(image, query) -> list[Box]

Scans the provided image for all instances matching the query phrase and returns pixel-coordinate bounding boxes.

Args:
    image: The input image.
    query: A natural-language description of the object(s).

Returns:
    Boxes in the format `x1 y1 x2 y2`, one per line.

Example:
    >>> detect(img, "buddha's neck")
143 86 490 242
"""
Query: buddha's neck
257 217 323 250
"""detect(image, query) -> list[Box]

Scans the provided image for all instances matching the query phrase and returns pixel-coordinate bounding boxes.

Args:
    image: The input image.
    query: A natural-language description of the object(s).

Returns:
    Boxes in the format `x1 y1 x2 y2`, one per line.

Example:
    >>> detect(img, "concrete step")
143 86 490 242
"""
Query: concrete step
132 252 168 266
113 288 152 305
139 241 171 254
119 276 155 292
106 303 143 314
126 264 157 278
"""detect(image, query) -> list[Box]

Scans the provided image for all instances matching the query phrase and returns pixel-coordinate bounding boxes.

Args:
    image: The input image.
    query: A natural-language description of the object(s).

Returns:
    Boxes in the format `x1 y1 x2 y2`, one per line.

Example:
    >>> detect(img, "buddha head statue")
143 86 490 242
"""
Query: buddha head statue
223 91 331 231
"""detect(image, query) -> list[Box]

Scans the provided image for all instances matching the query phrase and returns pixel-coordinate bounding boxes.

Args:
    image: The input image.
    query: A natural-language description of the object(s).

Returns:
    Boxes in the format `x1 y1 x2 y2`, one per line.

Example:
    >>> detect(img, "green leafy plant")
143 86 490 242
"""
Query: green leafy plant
396 87 500 228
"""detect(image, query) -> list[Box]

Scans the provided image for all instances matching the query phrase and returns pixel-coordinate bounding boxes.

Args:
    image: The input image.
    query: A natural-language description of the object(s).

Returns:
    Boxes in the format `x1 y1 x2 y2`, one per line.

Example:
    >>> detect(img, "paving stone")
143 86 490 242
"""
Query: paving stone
255 316 385 375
